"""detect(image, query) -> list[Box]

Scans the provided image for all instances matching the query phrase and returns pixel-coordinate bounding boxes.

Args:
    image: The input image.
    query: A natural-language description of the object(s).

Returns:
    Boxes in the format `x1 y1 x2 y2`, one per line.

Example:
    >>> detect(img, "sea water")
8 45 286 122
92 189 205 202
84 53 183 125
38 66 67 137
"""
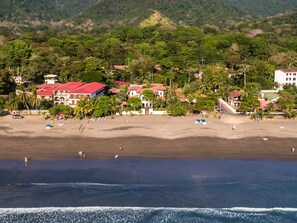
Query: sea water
1 159 297 222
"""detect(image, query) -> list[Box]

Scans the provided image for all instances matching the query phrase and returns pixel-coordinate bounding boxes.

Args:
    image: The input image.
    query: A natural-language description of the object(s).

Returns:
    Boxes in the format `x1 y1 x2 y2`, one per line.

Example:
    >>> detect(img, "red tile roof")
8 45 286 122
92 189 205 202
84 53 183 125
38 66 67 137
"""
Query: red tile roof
54 82 85 91
37 83 61 89
115 81 130 87
69 82 106 94
114 65 128 70
37 88 55 96
37 84 61 96
229 90 241 98
277 68 297 72
257 101 272 110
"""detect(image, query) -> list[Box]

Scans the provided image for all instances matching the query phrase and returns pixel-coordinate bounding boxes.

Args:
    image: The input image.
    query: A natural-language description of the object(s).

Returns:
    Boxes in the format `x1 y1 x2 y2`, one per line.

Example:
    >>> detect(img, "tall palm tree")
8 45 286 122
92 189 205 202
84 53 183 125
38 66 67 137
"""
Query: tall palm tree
110 95 121 117
17 85 30 110
29 89 41 109
6 93 20 112
74 97 90 118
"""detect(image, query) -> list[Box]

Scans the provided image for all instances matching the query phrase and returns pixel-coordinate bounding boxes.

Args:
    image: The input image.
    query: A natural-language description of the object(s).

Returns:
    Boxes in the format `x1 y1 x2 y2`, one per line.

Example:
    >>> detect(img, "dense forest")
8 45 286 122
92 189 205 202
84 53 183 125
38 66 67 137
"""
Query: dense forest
0 0 296 27
224 0 297 17
0 0 99 22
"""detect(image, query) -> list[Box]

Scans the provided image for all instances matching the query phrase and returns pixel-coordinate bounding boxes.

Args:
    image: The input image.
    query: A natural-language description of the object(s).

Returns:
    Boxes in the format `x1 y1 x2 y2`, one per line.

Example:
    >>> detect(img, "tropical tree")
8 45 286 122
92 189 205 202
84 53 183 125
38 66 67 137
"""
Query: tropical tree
0 97 6 113
49 104 73 116
127 98 141 112
167 101 187 116
6 92 20 112
238 96 260 114
93 96 111 117
17 85 30 110
110 95 121 117
28 89 41 109
74 96 91 118
277 91 296 119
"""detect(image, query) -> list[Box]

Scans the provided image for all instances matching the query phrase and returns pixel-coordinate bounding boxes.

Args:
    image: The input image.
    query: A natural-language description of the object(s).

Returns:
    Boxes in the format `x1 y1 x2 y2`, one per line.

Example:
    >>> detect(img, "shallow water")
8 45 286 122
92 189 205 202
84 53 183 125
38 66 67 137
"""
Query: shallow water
1 159 297 222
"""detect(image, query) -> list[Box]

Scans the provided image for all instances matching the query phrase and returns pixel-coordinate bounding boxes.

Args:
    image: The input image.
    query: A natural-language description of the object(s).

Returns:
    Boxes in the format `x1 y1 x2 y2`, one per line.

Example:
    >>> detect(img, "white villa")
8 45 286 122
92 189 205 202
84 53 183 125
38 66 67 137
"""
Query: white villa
128 83 166 114
274 68 297 89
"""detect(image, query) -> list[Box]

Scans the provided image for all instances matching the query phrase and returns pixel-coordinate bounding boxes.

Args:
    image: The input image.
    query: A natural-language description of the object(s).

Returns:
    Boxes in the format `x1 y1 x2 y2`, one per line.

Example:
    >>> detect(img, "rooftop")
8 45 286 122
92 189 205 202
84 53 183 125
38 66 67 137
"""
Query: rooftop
44 74 58 78
229 90 242 98
69 82 106 94
277 68 297 73
54 82 85 91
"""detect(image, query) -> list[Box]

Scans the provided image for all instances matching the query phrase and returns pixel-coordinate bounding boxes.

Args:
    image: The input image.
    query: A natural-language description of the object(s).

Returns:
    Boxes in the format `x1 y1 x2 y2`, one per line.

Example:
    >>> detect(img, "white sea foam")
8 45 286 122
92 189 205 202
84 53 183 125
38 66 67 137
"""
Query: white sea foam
29 182 163 188
225 207 297 212
0 206 296 214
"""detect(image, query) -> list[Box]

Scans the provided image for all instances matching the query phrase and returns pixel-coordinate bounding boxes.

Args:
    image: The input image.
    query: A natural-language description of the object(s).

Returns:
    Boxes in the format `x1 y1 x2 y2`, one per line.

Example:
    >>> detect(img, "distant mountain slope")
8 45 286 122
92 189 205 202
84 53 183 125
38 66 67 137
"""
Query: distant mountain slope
0 0 99 22
223 0 297 17
73 0 247 28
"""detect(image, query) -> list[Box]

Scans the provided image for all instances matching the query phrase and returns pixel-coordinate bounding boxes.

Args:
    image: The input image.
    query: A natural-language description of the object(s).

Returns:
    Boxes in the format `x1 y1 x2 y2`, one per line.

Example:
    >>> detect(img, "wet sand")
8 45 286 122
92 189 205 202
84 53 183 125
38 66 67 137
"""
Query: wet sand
1 136 297 161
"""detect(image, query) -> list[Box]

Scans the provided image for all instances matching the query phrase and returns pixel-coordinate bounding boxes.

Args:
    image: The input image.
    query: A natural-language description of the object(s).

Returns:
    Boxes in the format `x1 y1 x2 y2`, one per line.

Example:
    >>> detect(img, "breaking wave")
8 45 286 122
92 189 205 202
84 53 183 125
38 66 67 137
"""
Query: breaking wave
0 206 297 223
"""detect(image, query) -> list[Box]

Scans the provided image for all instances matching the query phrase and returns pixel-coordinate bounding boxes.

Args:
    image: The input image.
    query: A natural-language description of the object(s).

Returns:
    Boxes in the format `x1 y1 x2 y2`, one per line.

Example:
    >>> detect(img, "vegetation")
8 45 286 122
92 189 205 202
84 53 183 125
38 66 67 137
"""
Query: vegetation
224 0 297 17
0 1 296 118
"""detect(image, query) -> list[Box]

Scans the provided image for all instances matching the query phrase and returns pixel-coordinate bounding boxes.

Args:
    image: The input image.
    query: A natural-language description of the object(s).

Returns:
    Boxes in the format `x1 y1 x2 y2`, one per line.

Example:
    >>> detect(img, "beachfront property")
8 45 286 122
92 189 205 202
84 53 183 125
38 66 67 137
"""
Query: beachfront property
53 82 85 105
37 83 61 101
227 90 242 108
274 68 297 89
37 75 107 106
67 82 106 106
128 83 166 113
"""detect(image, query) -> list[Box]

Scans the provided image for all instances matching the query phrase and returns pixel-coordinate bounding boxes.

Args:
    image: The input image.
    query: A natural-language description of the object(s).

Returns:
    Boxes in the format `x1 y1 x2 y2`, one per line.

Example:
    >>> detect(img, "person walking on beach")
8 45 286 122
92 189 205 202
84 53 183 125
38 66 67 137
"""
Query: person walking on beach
24 156 30 166
78 151 86 158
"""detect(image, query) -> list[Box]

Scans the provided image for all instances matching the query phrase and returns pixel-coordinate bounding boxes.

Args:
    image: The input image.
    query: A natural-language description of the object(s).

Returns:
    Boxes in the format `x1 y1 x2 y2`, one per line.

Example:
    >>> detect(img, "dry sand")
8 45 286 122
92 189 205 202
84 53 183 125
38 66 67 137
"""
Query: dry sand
0 114 297 160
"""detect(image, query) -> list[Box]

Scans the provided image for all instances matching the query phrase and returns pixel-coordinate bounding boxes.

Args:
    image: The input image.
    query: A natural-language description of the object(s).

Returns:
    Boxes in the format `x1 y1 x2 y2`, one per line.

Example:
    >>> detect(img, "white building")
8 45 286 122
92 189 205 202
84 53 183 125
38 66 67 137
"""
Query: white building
128 84 166 114
44 74 58 84
274 68 297 89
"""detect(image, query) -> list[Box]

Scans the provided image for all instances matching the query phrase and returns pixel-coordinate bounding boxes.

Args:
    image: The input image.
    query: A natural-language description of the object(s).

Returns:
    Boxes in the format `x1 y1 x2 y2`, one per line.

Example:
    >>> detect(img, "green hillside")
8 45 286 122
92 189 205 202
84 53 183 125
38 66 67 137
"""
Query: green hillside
73 0 246 28
224 0 297 17
0 0 99 22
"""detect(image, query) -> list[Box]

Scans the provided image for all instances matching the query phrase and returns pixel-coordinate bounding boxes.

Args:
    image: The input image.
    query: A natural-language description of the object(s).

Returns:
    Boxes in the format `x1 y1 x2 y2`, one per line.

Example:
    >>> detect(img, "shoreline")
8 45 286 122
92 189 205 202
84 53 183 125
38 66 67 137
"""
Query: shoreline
1 135 297 161
1 115 297 161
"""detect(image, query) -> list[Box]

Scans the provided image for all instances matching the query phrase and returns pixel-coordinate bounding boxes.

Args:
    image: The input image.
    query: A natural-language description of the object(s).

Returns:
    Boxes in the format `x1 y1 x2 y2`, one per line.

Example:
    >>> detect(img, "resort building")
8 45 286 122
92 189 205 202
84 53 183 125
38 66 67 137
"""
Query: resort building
37 83 61 101
53 82 85 105
68 82 106 107
274 68 297 89
37 75 107 106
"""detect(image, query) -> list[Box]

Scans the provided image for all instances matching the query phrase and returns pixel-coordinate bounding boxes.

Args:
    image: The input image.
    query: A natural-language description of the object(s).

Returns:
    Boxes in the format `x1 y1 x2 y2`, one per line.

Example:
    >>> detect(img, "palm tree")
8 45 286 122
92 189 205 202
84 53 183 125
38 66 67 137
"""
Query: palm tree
110 95 121 117
17 85 30 110
29 89 41 109
87 98 98 115
6 93 20 112
74 97 90 118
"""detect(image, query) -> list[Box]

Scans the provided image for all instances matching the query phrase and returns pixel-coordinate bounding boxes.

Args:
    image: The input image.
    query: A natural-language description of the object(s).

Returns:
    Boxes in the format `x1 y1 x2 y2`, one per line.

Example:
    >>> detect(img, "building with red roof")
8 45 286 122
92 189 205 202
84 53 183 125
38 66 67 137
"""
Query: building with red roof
115 81 130 87
128 84 167 112
227 90 242 108
68 82 106 106
36 75 107 107
37 84 61 100
53 82 85 105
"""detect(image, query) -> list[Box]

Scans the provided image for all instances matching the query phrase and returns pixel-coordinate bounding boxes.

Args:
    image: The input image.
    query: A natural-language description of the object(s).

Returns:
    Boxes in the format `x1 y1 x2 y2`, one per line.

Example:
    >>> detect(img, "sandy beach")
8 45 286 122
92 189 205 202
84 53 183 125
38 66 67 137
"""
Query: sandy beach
0 114 297 160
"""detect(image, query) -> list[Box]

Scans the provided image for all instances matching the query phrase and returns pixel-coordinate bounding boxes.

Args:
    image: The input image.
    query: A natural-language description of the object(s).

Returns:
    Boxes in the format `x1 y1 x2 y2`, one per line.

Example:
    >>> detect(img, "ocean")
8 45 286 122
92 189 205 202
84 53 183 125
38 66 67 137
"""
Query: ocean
1 159 297 222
